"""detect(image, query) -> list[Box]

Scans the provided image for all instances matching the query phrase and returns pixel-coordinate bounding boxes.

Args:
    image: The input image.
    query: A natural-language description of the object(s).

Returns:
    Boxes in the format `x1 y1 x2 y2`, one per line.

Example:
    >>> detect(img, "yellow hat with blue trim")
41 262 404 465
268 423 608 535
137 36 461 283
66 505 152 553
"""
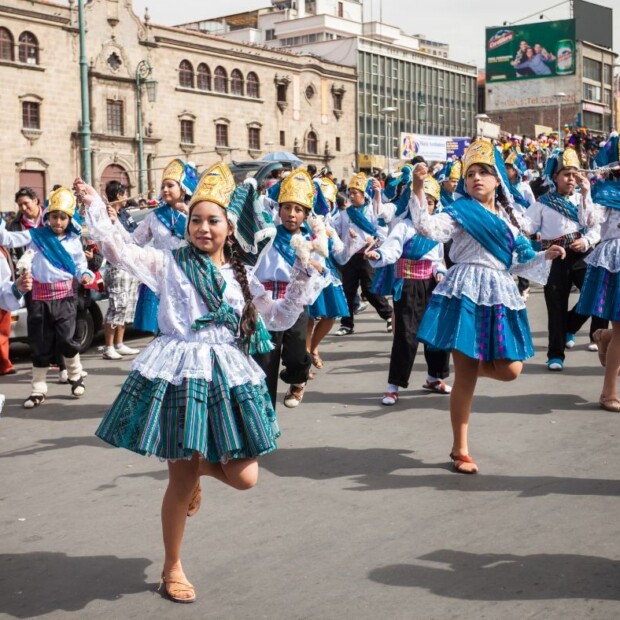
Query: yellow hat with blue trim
278 168 314 210
463 139 495 176
318 177 338 205
348 172 368 193
189 162 235 209
47 187 76 218
423 177 441 202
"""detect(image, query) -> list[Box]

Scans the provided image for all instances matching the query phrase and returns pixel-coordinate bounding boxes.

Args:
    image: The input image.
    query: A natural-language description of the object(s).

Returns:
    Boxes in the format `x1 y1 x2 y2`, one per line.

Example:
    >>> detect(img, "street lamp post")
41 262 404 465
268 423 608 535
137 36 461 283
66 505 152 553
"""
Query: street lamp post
380 106 397 174
555 92 567 147
135 60 157 196
417 92 427 134
77 0 91 183
368 142 378 171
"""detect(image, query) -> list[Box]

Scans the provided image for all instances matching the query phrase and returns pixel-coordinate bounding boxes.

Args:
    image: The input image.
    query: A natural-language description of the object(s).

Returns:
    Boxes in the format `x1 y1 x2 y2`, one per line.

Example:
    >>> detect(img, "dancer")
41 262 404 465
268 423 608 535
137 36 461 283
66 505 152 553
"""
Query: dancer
76 163 323 604
130 159 198 334
368 176 450 405
253 169 327 408
574 137 620 410
333 172 392 336
436 160 462 209
409 140 565 473
519 147 605 370
306 176 349 371
0 187 93 407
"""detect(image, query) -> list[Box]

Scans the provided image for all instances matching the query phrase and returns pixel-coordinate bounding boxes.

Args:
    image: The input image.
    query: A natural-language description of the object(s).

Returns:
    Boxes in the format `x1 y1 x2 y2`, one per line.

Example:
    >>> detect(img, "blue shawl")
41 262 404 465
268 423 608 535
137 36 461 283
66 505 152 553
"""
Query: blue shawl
272 224 298 267
443 198 516 269
346 202 378 237
29 227 77 276
538 192 579 224
440 186 455 207
154 203 187 240
592 180 620 211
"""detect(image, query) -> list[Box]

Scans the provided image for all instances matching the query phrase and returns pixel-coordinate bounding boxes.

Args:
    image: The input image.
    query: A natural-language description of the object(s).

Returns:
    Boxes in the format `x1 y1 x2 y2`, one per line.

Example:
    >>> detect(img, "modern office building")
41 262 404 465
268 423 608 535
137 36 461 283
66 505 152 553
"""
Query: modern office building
180 0 478 170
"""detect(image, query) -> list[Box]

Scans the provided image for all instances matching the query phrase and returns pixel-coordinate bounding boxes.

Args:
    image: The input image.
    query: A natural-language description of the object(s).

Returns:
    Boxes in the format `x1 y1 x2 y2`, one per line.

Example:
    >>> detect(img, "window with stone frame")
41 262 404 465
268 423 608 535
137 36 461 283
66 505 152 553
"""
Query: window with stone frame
216 123 229 147
22 101 40 129
179 60 194 88
307 131 318 154
277 83 288 103
231 69 244 96
247 72 260 98
106 100 124 135
248 126 261 150
214 66 228 93
0 27 14 61
280 130 285 146
180 119 194 144
197 63 211 91
18 31 38 65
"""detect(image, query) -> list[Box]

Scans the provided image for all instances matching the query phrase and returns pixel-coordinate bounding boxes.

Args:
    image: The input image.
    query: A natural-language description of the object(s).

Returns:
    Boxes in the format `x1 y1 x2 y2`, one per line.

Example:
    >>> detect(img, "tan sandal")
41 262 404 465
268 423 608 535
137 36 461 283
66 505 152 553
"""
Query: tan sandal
599 398 620 412
449 452 479 474
159 571 196 603
311 353 323 369
187 482 202 517
592 329 609 368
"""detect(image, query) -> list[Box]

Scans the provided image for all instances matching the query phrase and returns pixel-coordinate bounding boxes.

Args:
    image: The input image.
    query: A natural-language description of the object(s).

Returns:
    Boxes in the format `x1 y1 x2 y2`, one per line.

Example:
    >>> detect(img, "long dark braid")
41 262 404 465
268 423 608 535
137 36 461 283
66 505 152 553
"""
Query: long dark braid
226 236 259 341
496 184 522 232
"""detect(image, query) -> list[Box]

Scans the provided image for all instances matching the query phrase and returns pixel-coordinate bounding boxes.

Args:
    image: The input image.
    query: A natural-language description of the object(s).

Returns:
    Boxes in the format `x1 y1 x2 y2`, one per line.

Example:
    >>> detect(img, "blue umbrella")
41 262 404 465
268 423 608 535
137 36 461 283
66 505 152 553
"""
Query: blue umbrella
262 151 303 167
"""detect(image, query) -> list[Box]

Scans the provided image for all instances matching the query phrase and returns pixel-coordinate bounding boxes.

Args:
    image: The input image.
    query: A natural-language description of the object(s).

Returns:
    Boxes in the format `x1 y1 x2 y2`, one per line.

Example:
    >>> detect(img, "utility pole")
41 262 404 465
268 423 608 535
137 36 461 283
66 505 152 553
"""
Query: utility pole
77 0 92 183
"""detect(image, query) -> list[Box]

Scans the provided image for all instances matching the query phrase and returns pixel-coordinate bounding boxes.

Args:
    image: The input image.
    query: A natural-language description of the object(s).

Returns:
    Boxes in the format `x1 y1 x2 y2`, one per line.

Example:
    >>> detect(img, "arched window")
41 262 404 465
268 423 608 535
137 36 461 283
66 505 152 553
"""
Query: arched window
179 60 194 88
247 72 260 99
197 63 211 91
214 66 228 93
0 28 14 61
18 31 38 65
231 69 244 96
307 131 318 155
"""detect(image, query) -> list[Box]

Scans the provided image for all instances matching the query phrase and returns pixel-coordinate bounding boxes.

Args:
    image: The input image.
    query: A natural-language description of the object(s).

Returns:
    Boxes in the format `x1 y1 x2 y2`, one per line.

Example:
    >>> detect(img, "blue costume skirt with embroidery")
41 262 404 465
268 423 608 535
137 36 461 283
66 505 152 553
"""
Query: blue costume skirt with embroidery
133 283 159 333
576 266 620 322
307 283 350 319
95 352 279 462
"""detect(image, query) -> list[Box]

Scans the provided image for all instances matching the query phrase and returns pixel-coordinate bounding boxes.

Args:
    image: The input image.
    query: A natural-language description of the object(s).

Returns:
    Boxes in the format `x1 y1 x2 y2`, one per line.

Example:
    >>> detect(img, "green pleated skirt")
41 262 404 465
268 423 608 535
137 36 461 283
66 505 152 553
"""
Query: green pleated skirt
95 352 280 462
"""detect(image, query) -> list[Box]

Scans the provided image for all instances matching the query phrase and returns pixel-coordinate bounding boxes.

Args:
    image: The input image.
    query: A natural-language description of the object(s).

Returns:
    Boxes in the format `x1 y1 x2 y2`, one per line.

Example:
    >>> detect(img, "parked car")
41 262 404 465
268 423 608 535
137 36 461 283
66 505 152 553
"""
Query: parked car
229 159 295 186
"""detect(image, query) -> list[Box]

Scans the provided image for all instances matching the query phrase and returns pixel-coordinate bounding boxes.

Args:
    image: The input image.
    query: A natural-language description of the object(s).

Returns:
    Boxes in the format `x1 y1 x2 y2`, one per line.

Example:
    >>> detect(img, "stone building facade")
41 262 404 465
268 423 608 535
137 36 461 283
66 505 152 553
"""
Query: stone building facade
0 0 357 209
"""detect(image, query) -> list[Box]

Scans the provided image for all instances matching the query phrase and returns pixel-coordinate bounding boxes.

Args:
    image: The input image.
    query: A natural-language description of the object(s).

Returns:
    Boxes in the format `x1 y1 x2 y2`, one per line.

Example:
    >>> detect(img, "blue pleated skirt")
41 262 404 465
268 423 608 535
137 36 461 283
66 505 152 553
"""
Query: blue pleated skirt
133 283 159 333
576 264 620 322
418 293 535 361
308 283 350 319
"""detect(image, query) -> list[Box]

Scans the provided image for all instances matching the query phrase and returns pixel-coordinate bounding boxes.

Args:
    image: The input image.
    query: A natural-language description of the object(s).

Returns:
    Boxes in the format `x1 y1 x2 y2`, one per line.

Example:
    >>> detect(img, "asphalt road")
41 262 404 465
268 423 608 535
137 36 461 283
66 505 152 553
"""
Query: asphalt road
1 286 619 619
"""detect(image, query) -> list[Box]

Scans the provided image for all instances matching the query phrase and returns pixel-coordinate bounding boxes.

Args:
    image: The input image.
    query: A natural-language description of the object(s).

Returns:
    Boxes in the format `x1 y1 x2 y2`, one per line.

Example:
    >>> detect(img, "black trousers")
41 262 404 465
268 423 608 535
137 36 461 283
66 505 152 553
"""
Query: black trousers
253 310 311 407
27 297 80 368
544 249 608 361
388 278 450 387
340 253 392 330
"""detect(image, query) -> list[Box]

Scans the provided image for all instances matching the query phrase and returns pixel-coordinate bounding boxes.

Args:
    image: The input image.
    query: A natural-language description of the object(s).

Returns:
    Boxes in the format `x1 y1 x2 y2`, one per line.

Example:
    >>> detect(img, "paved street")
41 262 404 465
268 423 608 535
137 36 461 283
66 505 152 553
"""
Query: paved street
1 286 619 620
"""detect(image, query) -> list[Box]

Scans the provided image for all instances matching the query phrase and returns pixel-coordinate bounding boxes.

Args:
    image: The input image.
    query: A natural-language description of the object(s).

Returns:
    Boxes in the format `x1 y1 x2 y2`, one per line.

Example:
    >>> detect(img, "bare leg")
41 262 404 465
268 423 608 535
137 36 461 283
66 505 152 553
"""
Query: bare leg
103 323 114 348
450 351 480 473
198 456 258 490
310 318 335 356
161 455 199 599
114 325 126 346
600 322 620 403
478 359 523 382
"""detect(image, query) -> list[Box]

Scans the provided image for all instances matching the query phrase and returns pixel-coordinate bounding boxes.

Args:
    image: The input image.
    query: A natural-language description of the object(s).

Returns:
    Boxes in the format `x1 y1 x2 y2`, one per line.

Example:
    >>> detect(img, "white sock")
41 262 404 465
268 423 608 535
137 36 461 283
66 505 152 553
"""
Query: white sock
32 366 48 394
386 383 400 393
427 375 440 384
65 354 83 382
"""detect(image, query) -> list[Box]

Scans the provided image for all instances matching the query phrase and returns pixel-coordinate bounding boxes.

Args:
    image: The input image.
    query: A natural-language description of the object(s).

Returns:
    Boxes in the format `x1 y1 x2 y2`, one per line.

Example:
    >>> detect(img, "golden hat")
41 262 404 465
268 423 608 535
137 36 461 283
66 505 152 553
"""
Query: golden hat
463 139 495 175
318 176 338 205
423 176 441 202
348 172 368 193
505 151 519 167
47 187 76 218
560 147 580 170
161 158 186 184
449 160 462 181
189 162 235 209
278 168 314 210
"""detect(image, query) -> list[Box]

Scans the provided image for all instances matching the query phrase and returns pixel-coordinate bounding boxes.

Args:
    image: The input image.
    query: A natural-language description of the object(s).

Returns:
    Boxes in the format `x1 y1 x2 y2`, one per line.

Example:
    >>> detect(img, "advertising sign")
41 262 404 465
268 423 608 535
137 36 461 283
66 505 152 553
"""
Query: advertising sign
485 19 575 83
446 138 471 158
400 133 447 161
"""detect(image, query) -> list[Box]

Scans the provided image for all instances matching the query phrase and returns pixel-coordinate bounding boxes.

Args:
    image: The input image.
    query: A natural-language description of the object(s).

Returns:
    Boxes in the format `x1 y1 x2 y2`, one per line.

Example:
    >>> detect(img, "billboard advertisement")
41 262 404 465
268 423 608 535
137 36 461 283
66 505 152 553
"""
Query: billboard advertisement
400 133 447 161
446 138 471 158
485 19 575 83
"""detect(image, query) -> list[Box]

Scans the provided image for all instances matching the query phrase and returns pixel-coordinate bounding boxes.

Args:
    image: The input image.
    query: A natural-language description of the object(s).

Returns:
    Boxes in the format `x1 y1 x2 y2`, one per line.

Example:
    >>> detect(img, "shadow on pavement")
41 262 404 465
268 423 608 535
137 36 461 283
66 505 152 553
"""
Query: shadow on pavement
0 435 104 458
95 468 168 491
262 447 620 498
369 549 620 600
0 552 152 617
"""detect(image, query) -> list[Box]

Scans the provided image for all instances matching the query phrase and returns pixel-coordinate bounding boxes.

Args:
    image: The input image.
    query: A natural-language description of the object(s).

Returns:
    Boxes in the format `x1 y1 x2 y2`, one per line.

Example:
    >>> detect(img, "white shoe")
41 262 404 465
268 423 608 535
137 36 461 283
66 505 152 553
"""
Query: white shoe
283 383 305 408
58 369 69 384
115 343 140 355
102 346 123 360
588 342 599 352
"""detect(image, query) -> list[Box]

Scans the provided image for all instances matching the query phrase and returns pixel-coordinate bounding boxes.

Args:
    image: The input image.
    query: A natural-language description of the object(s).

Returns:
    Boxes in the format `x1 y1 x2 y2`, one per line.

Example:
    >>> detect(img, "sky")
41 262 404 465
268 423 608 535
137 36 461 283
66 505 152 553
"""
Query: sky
74 0 619 69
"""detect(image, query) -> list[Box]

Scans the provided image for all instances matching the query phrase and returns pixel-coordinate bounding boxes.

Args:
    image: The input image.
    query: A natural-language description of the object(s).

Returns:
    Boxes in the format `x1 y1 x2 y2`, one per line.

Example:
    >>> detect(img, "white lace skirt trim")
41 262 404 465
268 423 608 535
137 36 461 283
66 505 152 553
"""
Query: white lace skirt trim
433 263 526 310
131 335 266 386
585 238 620 273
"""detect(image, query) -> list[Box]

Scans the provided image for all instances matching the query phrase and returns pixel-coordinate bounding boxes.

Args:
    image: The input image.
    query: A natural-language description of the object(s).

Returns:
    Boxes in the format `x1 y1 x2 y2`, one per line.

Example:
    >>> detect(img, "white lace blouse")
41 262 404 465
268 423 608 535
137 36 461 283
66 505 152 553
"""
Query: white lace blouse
86 196 325 385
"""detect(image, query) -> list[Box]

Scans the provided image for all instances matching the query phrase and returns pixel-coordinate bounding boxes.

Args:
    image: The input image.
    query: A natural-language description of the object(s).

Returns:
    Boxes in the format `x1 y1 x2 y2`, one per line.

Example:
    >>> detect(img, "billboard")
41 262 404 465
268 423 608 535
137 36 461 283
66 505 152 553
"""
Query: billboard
400 133 447 161
486 19 575 83
573 0 613 49
446 138 471 158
